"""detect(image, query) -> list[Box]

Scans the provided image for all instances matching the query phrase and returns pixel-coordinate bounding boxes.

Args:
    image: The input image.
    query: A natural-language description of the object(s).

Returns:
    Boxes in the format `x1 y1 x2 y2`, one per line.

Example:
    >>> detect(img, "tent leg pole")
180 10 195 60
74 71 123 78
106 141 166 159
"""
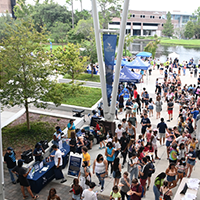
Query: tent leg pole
110 0 130 121
91 0 110 120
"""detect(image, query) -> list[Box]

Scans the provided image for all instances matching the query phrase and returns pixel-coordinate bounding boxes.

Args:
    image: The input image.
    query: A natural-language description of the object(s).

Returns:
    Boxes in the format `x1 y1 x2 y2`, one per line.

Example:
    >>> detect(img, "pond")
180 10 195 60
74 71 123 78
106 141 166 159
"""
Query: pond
129 41 200 64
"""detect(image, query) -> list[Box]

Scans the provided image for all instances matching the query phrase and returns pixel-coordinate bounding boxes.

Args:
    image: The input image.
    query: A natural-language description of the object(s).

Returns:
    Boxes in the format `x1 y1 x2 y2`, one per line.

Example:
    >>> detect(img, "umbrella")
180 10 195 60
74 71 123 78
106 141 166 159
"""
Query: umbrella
136 52 152 57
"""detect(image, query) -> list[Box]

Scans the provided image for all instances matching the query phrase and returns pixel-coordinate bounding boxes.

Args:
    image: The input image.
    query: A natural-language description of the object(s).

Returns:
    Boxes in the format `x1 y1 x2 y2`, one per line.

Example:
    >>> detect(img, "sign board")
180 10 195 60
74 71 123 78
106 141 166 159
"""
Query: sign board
67 152 82 178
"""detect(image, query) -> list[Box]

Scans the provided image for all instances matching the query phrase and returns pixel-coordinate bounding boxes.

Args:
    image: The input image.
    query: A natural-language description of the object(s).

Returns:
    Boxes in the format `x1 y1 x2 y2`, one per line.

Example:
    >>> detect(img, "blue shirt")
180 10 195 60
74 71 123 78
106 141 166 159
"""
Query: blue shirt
106 147 115 162
126 101 133 109
188 151 196 161
67 122 75 130
191 110 199 119
141 117 151 129
157 122 167 133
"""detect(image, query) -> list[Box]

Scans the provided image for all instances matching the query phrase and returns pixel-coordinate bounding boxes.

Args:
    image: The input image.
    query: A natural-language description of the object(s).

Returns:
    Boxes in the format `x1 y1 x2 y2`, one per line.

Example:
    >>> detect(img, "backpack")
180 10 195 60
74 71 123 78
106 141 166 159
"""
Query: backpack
136 184 144 198
149 162 155 174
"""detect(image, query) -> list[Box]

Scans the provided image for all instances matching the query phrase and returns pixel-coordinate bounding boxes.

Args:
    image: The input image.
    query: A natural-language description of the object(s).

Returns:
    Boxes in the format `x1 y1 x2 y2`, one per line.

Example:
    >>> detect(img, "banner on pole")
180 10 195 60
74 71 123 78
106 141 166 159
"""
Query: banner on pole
103 34 117 105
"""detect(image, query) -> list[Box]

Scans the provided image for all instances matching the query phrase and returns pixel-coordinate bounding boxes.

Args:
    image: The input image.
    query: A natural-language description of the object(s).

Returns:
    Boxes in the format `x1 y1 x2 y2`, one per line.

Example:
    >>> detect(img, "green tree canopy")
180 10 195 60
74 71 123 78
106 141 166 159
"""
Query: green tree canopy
0 19 62 130
97 0 122 29
51 44 88 82
184 21 194 39
144 39 160 59
162 12 174 37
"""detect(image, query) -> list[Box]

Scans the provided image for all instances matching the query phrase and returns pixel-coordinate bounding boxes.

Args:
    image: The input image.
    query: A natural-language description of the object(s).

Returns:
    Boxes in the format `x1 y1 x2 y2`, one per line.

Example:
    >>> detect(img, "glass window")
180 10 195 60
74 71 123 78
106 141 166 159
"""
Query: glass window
143 15 145 18
133 23 141 25
153 16 155 18
127 22 131 25
140 15 143 18
159 16 161 19
126 29 131 34
132 14 135 18
109 22 120 25
182 16 190 23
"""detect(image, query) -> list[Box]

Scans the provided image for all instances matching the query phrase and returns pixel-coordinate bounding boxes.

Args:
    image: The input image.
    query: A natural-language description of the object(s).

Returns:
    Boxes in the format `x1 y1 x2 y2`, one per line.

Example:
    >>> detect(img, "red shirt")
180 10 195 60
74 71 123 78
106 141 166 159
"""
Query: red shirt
131 184 142 200
95 124 100 133
134 90 138 99
144 146 154 153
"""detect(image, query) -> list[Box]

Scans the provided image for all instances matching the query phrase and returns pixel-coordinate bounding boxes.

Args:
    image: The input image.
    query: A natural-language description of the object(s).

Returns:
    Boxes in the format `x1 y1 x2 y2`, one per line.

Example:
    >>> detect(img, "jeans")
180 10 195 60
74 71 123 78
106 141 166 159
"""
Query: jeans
121 150 128 166
120 190 130 200
8 167 17 183
96 172 105 189
115 150 119 158
153 185 160 200
130 166 138 181
107 160 113 174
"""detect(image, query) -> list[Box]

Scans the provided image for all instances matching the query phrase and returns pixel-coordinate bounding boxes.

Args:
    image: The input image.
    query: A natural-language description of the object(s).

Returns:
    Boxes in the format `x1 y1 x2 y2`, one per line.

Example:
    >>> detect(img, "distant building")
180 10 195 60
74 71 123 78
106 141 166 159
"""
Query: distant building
108 10 193 37
0 0 16 18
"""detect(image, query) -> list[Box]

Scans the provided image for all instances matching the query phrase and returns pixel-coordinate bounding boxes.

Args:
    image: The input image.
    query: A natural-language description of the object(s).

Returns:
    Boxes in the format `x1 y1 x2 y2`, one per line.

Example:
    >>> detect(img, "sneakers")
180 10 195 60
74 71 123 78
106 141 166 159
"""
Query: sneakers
99 147 102 149
100 188 104 192
98 183 101 187
147 186 149 190
167 120 170 122
171 118 173 120
102 146 106 149
60 179 67 183
12 181 16 184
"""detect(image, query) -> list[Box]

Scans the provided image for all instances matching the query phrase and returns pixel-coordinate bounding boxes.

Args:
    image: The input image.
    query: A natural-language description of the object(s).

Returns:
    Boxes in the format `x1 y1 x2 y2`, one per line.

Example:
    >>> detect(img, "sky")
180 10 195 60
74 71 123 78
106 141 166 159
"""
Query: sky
26 0 199 14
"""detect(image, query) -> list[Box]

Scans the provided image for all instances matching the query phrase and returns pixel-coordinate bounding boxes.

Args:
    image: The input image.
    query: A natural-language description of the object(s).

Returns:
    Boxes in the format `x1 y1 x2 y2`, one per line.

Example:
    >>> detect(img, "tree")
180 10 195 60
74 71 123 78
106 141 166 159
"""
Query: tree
184 21 194 39
144 39 160 59
0 20 62 130
66 0 75 29
162 12 174 37
191 7 200 39
174 26 185 39
124 34 134 56
51 44 88 82
50 22 70 44
97 0 122 29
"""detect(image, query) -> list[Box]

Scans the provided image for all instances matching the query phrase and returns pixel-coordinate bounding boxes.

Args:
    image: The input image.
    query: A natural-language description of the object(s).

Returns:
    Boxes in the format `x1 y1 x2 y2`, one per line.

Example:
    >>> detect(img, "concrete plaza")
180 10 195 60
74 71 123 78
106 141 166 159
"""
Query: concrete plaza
2 68 200 199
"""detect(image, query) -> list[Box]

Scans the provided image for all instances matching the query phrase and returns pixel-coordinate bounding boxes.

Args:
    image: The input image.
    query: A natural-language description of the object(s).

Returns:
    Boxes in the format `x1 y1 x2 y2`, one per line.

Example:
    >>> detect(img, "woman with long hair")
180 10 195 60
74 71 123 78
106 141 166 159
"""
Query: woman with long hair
165 163 177 189
70 179 83 200
98 123 106 149
136 94 141 114
186 146 196 178
105 142 115 178
127 139 136 158
112 157 122 186
93 154 108 192
148 98 154 117
48 188 61 200
69 131 76 153
153 172 166 200
119 94 124 113
176 158 187 184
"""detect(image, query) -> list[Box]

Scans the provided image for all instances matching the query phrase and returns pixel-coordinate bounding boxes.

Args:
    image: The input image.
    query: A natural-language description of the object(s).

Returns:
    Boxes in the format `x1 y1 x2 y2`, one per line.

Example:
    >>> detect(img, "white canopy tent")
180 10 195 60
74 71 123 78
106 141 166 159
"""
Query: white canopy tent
168 52 179 61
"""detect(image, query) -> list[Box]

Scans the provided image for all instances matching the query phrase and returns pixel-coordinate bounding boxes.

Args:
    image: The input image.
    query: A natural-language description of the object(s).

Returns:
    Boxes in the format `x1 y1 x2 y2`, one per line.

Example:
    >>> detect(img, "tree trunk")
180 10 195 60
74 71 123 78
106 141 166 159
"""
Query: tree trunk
71 0 74 29
25 100 30 130
80 0 82 11
91 63 93 77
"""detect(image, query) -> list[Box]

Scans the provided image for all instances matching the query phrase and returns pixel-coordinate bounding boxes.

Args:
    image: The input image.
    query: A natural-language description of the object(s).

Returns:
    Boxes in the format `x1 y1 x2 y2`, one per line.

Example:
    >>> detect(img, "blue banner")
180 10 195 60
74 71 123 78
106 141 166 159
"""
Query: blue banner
103 34 117 105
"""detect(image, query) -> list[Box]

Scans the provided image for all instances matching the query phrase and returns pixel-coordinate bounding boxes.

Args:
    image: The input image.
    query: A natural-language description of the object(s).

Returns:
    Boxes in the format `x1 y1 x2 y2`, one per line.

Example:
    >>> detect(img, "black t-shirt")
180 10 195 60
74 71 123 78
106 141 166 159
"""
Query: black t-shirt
157 122 167 133
141 163 150 179
157 86 161 93
12 166 29 186
33 148 43 161
4 151 16 169
70 138 77 153
170 86 175 92
168 102 174 110
120 136 129 151
141 117 151 129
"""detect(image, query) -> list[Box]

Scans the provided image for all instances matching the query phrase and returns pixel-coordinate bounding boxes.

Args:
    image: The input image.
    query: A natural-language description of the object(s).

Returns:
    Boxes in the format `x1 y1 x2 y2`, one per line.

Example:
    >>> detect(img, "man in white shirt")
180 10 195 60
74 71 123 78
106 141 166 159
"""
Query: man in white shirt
128 152 138 181
115 124 125 140
82 182 97 200
51 145 67 183
175 132 188 145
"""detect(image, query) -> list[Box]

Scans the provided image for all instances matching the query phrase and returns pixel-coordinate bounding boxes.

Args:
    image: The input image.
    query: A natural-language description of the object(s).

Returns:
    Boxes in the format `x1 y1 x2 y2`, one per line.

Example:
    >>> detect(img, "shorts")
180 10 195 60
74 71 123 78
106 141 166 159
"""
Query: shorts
159 132 165 138
167 175 176 182
160 68 164 70
187 159 195 166
126 109 132 114
141 128 146 135
166 140 172 147
168 110 173 115
148 105 154 110
113 171 121 179
141 98 144 103
72 193 81 200
145 101 149 106
140 178 147 187
99 137 104 142
152 143 157 150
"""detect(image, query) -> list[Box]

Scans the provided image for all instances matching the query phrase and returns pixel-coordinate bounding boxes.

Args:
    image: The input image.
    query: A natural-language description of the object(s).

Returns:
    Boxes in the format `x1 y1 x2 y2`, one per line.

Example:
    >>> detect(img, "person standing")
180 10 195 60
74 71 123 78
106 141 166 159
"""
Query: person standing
50 145 67 183
33 143 45 162
160 181 173 200
141 113 151 138
165 163 177 189
130 178 142 200
120 132 129 168
4 147 17 184
153 173 166 200
125 99 133 119
82 182 97 200
12 160 39 199
151 130 160 160
128 152 139 180
126 120 136 140
105 142 115 177
67 119 75 138
155 96 163 119
120 172 130 200
82 146 91 167
69 131 77 153
93 154 108 192
186 146 196 178
132 99 138 118
138 157 149 197
115 124 125 140
112 157 122 186
167 98 174 122
157 118 168 146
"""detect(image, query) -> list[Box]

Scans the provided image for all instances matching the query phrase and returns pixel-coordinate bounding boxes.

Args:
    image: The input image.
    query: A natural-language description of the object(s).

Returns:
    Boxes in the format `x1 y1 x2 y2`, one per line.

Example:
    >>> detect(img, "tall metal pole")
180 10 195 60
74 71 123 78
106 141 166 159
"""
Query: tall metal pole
91 0 110 120
110 0 130 120
0 103 5 200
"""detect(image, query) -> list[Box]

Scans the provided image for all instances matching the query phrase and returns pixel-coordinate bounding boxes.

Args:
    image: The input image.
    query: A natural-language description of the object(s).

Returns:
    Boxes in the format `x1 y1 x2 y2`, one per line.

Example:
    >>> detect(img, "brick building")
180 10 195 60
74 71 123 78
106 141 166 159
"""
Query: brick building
108 10 190 37
0 0 16 18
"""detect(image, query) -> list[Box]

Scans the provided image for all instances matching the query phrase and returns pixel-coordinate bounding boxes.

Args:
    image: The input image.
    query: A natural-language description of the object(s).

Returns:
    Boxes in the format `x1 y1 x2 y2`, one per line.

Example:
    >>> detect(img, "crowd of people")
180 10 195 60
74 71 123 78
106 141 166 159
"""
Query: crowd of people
4 57 200 200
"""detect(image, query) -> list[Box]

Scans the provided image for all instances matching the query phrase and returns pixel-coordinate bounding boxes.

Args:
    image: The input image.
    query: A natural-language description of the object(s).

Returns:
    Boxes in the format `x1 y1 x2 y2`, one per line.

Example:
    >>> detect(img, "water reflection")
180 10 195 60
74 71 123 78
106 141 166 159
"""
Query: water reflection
129 42 200 64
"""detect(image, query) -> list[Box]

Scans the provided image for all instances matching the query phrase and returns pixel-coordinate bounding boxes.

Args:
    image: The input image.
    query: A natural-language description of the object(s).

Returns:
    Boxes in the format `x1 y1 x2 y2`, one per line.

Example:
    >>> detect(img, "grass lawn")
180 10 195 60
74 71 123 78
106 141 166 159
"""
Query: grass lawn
44 44 62 50
160 39 200 47
64 73 100 82
61 86 102 107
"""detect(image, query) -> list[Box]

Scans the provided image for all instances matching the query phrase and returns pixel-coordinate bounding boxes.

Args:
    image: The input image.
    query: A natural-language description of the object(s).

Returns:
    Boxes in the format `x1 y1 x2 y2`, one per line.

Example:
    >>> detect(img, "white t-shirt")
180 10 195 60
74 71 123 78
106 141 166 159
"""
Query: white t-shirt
128 157 138 170
54 149 63 166
82 189 97 200
113 142 121 151
115 128 125 139
176 136 188 145
122 122 128 130
152 135 158 145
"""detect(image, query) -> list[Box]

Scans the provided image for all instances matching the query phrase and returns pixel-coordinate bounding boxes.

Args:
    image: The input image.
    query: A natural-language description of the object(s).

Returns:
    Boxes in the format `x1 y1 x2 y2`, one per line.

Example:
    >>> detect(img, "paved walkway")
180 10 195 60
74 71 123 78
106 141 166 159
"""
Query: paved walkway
2 68 200 199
